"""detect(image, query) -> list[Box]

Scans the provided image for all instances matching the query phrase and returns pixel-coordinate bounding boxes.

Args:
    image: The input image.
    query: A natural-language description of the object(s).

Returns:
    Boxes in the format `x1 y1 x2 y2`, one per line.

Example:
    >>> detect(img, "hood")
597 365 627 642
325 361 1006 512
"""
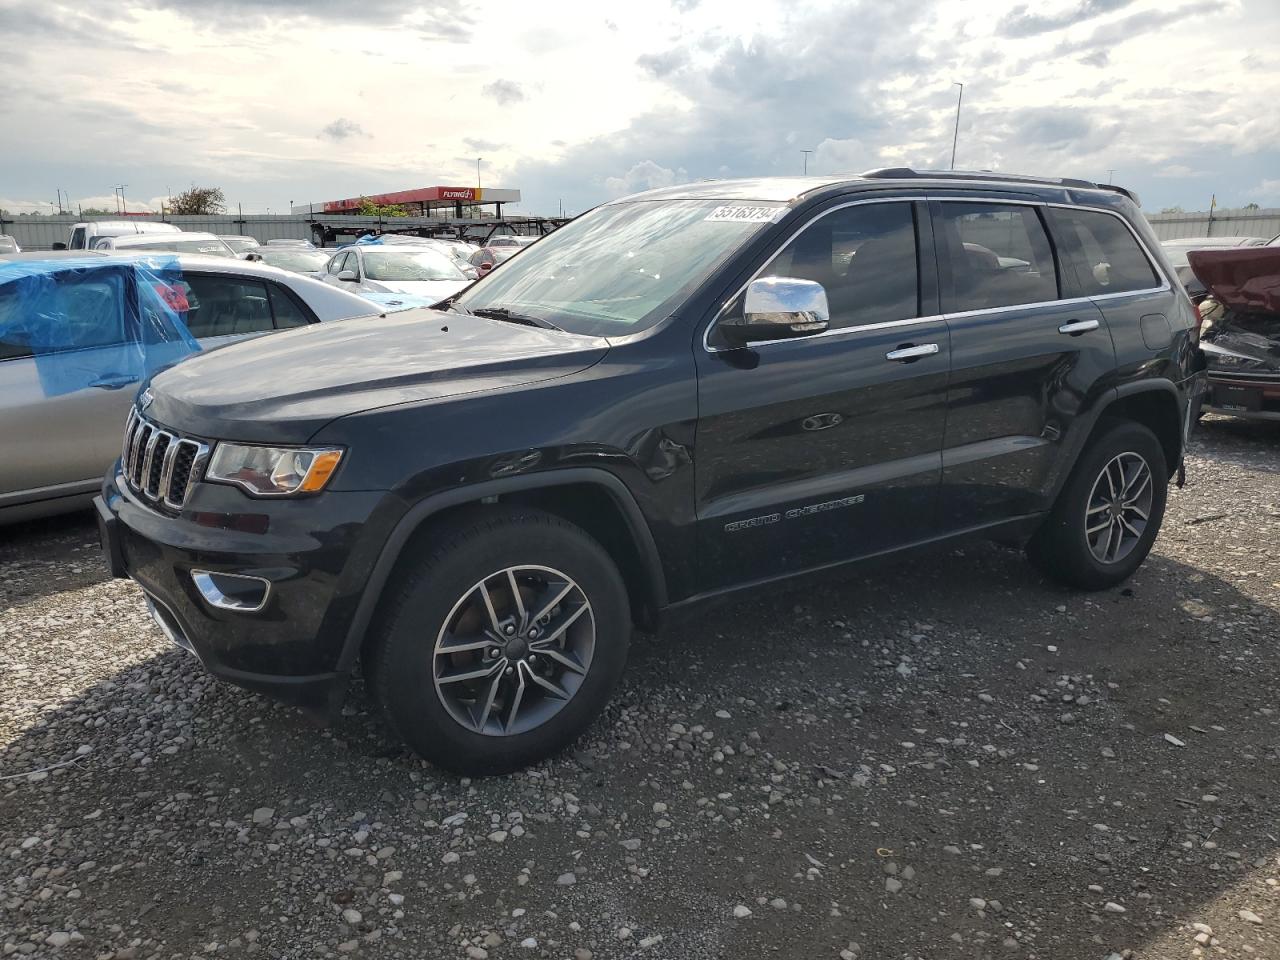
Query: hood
1191 248 1280 376
146 308 610 443
366 278 470 298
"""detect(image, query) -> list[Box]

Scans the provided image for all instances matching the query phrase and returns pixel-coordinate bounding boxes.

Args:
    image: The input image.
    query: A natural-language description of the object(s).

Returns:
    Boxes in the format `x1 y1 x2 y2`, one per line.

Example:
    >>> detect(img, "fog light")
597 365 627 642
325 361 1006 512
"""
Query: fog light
191 570 271 612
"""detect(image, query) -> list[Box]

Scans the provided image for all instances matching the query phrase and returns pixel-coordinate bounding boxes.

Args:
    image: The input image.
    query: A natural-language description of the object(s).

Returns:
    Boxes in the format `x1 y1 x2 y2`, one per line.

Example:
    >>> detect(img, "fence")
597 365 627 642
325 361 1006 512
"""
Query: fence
1146 207 1280 241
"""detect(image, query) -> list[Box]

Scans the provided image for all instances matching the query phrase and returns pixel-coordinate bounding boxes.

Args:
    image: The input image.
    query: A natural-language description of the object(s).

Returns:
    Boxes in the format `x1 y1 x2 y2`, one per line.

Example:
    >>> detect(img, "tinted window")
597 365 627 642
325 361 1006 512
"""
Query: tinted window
267 284 311 329
70 227 86 250
1048 208 1160 296
757 202 919 330
938 203 1057 313
178 276 274 338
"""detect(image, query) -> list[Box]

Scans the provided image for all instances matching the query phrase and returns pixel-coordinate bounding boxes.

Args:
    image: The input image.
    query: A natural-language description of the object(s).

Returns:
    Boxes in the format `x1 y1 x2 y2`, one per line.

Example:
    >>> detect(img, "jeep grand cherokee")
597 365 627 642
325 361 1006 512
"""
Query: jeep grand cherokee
97 169 1202 774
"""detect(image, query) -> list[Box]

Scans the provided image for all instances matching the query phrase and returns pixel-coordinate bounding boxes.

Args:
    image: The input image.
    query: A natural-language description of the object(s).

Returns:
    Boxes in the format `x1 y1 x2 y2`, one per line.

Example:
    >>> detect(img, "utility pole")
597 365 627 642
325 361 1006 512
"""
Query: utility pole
1107 169 1116 184
801 150 813 175
950 82 964 169
476 158 483 191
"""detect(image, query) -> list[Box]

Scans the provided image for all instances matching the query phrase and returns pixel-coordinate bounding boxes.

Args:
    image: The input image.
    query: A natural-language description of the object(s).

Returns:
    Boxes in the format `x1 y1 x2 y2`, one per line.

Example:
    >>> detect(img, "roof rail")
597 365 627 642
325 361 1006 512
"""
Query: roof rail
859 168 1141 206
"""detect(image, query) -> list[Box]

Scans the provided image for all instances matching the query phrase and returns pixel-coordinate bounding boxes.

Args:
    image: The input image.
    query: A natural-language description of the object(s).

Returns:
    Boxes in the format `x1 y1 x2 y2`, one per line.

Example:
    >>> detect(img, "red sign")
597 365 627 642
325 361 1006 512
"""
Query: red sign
320 187 481 213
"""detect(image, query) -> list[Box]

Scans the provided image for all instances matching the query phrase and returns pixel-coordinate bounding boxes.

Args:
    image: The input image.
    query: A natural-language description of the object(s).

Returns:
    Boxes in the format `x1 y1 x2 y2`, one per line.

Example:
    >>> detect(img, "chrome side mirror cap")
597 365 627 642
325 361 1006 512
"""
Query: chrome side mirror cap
721 277 830 344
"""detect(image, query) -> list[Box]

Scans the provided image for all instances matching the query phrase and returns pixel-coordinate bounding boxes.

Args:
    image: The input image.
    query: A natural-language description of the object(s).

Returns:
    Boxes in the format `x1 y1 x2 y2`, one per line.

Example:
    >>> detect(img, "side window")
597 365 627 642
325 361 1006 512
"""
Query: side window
266 283 312 329
70 227 87 250
757 202 919 330
327 252 348 275
1046 208 1160 297
937 203 1058 313
179 276 274 339
0 272 127 360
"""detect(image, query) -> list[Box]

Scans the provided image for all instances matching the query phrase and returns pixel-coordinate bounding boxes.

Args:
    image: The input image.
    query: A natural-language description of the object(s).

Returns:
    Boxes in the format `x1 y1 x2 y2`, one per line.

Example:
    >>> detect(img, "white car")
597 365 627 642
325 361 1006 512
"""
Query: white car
57 219 181 252
93 231 240 258
320 245 472 302
0 252 382 523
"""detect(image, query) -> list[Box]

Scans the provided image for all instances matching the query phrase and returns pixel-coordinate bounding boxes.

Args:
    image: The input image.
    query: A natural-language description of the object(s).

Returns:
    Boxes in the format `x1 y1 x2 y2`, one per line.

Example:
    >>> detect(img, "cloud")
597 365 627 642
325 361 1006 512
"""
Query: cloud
132 0 473 31
1155 164 1207 178
672 0 701 10
482 79 526 106
319 118 366 141
1046 0 1225 63
603 160 688 197
997 0 1135 37
637 49 690 78
464 138 506 152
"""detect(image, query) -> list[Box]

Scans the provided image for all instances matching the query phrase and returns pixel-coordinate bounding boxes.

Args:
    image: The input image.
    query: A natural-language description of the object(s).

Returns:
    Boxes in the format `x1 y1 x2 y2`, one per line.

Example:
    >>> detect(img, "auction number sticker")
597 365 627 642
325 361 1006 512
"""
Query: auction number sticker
704 205 784 223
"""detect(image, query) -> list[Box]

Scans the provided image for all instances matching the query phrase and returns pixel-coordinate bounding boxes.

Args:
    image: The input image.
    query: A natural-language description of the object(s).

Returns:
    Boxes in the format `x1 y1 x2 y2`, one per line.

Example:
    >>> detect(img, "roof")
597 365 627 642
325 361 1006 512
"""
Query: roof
1160 236 1268 247
609 168 1140 206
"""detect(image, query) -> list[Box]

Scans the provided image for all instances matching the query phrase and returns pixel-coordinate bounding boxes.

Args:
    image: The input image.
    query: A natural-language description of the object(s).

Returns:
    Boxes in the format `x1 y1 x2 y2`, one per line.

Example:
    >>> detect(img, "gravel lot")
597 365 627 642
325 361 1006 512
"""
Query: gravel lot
3 416 1278 960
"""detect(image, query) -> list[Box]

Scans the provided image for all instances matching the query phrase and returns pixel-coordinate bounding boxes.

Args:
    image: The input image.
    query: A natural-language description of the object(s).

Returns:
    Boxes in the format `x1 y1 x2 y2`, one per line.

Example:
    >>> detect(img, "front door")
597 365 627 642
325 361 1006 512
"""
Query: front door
930 197 1117 529
693 198 950 592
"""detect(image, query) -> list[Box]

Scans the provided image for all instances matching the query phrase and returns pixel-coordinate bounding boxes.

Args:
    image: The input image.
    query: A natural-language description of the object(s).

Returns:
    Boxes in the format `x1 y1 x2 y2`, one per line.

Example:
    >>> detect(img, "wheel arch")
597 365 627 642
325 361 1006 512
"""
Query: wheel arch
336 469 667 679
1096 381 1185 476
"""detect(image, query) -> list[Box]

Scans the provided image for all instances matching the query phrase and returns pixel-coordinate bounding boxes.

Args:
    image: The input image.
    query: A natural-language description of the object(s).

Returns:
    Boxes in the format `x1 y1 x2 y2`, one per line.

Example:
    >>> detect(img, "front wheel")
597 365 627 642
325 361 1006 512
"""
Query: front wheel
1027 420 1168 590
370 508 630 775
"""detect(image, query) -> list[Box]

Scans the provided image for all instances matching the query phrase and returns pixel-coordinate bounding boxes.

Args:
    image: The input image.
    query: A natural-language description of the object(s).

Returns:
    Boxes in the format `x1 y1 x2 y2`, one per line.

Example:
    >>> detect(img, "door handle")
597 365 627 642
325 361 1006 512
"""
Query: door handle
90 374 140 390
1058 319 1100 336
885 343 939 362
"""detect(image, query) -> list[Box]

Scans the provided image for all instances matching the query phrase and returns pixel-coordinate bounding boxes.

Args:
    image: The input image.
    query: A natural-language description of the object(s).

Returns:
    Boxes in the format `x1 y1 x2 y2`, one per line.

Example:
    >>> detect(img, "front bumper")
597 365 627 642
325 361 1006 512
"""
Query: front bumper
97 464 388 712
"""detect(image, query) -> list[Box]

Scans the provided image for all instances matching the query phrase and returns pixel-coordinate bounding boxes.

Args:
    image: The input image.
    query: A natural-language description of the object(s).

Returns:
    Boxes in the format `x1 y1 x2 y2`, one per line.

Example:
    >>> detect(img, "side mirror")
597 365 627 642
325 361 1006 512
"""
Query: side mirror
336 270 358 282
52 242 67 250
720 277 830 344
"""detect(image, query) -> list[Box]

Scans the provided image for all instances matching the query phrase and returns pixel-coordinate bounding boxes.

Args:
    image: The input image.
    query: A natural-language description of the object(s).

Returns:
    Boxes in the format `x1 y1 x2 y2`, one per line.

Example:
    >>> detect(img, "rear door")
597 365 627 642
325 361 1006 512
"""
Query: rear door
932 196 1114 529
176 273 300 348
0 268 141 505
694 197 951 590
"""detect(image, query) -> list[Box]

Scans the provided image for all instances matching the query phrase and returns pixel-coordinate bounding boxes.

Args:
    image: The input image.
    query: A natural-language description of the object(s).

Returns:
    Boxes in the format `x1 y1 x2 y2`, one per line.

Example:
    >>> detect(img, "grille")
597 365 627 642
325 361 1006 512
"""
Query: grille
121 408 211 510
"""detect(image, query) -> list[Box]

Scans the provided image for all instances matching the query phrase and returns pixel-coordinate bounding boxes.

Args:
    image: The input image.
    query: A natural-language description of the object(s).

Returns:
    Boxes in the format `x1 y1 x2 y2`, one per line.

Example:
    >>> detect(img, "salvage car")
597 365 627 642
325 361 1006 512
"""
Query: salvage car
0 253 381 523
98 169 1200 774
320 245 471 300
245 246 332 277
1162 236 1268 300
1190 246 1280 421
219 235 261 255
55 220 182 252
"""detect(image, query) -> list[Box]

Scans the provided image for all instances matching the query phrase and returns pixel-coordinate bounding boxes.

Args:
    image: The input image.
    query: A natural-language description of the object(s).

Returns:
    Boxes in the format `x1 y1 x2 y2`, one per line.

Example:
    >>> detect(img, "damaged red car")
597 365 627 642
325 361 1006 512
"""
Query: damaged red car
1190 247 1280 422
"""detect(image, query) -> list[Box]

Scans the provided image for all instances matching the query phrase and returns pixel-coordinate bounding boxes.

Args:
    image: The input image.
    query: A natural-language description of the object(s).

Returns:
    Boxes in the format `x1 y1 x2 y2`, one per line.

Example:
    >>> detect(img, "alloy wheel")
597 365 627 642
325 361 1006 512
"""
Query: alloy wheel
432 565 595 736
1084 451 1153 564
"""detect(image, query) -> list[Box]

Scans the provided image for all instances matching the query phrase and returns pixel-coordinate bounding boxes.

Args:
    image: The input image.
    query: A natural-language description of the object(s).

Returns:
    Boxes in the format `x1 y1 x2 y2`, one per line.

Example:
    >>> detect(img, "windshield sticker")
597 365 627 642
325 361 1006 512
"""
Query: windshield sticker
704 205 784 224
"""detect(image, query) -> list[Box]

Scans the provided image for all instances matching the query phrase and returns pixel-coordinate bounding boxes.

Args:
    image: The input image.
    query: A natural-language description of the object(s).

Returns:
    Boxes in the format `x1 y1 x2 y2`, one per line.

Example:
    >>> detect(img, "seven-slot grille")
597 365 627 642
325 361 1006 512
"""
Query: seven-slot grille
122 408 210 509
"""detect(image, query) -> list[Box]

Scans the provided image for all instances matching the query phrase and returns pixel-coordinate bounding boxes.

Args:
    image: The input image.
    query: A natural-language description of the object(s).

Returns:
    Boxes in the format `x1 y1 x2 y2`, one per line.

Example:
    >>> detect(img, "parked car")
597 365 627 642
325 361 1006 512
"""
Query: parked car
486 235 537 248
219 235 261 255
1161 237 1269 300
245 246 333 277
0 235 20 254
265 239 317 249
55 220 182 252
320 245 471 300
1190 246 1280 421
93 232 239 258
0 253 380 523
98 169 1200 775
337 235 481 279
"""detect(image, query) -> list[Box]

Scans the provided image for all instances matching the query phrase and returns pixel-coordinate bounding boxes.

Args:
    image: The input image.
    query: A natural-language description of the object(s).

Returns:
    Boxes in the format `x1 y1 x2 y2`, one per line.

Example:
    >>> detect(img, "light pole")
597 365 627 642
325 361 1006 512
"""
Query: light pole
950 82 964 169
476 158 482 191
1107 169 1116 184
801 149 813 175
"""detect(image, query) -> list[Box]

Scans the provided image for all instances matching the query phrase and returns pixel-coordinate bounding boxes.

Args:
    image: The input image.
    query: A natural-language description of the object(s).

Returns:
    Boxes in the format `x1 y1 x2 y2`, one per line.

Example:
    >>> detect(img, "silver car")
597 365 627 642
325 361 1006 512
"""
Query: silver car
0 253 381 523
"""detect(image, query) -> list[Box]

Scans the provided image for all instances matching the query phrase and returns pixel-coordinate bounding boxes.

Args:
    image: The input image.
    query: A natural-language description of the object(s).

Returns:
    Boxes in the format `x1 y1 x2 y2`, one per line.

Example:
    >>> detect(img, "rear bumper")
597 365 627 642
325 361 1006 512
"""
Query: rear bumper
97 464 388 712
1203 373 1280 421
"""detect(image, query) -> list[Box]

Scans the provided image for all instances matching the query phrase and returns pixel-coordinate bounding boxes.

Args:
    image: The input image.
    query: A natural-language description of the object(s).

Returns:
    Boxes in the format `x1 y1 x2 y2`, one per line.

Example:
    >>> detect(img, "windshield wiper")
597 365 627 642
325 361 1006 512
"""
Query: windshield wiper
469 306 563 332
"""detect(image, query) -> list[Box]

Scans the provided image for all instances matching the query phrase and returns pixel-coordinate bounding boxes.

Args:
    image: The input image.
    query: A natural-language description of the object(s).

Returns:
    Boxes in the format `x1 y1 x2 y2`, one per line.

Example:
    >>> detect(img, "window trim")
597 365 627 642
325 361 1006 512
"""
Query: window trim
263 279 319 328
703 195 1170 353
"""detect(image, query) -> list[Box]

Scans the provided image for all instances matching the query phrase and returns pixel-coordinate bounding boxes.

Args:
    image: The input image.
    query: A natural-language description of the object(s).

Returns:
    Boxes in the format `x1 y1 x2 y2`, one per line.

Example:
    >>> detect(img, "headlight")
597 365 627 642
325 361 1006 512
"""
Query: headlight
206 444 344 497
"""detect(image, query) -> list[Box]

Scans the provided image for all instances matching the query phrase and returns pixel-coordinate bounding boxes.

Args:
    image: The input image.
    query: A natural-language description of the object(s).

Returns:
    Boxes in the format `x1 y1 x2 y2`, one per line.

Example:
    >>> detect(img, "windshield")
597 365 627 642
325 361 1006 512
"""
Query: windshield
221 237 259 252
125 238 237 257
454 198 785 335
363 249 465 281
259 250 331 272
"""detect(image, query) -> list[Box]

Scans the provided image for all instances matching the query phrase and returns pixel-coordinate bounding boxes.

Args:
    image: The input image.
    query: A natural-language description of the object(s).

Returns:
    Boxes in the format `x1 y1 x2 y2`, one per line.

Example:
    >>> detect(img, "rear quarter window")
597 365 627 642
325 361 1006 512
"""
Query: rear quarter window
1047 208 1161 297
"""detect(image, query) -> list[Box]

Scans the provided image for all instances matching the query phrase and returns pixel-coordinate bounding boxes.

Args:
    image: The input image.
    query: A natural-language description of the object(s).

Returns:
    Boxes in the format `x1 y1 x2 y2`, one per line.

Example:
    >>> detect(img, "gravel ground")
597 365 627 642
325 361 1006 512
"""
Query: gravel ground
3 416 1278 960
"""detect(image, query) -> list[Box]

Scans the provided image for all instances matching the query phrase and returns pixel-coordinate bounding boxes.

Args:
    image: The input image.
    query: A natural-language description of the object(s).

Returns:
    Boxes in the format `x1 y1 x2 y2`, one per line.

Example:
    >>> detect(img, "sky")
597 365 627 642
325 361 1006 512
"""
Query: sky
1 0 1277 218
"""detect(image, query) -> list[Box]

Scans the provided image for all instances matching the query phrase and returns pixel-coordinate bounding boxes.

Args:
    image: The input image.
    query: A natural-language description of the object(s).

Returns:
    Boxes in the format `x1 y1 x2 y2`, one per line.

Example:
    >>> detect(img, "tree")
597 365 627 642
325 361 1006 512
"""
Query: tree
80 207 115 216
170 186 226 215
1159 206 1184 214
356 196 409 217
1244 202 1260 210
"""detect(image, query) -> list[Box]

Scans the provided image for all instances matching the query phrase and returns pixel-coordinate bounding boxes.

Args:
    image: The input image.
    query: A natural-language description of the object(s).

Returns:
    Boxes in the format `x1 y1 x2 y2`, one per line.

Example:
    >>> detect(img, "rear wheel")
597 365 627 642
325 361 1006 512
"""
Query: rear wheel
371 508 630 775
1027 420 1168 590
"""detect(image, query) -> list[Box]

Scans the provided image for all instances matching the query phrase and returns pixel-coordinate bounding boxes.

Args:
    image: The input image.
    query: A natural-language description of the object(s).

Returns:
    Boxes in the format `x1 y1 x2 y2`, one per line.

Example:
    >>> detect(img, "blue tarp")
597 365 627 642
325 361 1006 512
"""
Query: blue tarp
0 256 200 398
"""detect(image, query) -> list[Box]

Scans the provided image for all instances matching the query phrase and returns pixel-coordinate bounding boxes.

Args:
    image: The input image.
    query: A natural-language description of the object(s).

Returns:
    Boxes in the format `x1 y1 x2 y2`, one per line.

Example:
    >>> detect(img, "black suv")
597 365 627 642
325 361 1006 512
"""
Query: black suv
97 169 1202 774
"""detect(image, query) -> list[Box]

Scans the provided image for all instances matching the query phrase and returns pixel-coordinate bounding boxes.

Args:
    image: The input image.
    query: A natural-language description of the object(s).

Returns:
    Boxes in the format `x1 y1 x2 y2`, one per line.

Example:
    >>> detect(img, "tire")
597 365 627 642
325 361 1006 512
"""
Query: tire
370 507 630 775
1027 420 1168 591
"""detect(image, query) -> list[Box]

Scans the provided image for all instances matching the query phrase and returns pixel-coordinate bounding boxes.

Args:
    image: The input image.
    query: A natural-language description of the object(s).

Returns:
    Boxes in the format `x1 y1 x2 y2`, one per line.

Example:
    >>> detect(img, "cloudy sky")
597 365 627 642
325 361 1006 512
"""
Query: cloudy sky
1 0 1276 217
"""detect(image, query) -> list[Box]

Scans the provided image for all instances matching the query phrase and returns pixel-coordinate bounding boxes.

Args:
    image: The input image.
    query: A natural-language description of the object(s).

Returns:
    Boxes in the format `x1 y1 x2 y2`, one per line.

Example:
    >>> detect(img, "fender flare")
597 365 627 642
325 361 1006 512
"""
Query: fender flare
1101 379 1187 461
333 468 667 676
